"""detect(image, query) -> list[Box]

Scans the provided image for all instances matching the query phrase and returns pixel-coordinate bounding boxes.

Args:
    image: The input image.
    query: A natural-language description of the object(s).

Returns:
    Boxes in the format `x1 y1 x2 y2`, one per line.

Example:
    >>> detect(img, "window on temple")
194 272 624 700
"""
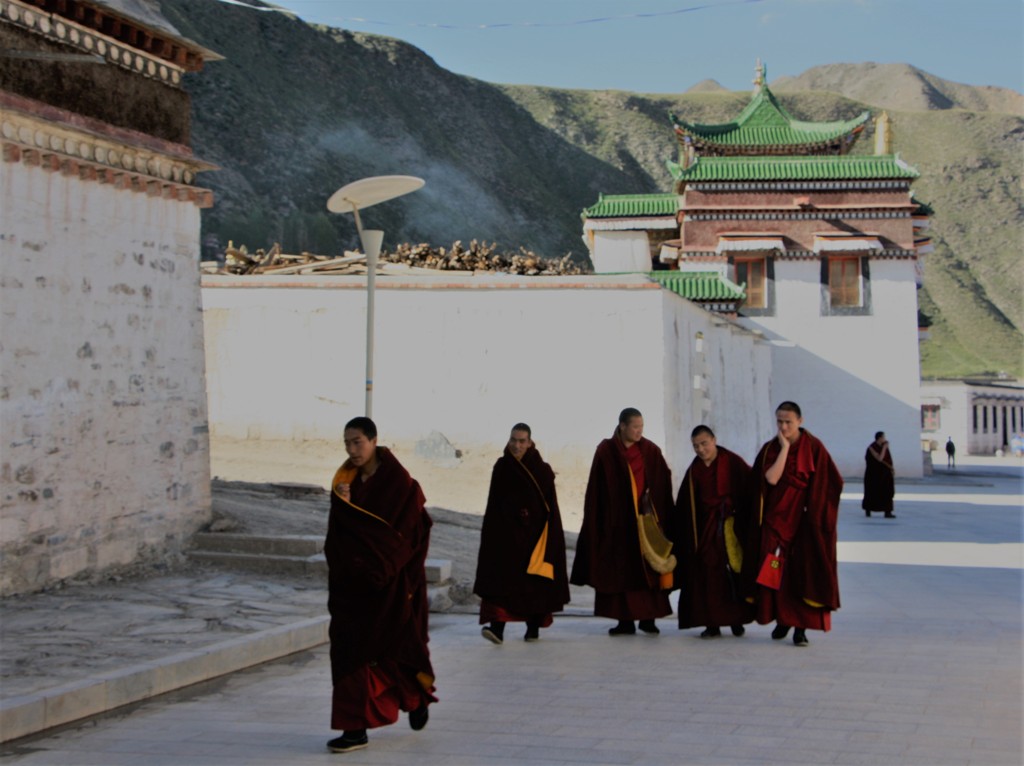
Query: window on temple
921 405 940 432
828 256 862 307
973 405 979 434
734 256 767 309
820 254 871 316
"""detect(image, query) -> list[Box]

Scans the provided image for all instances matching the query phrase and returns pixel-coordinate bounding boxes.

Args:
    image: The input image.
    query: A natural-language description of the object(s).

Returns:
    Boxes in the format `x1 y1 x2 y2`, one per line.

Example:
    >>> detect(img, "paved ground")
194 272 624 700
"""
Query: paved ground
1 457 1021 765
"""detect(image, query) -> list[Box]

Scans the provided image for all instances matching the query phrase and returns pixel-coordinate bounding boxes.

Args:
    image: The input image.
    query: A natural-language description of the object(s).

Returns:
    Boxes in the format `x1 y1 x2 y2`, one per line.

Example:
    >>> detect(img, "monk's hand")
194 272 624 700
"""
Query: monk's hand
337 483 351 502
776 428 789 450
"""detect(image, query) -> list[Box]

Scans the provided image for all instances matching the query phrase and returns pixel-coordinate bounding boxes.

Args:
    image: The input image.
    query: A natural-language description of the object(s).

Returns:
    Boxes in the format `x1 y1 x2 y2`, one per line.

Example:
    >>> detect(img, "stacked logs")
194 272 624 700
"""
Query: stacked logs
203 240 589 276
384 240 586 275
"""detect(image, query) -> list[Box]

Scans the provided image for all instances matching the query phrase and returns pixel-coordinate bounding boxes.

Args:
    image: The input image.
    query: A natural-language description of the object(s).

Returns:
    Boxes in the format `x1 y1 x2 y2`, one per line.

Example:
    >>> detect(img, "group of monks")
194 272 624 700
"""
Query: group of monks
322 403 860 753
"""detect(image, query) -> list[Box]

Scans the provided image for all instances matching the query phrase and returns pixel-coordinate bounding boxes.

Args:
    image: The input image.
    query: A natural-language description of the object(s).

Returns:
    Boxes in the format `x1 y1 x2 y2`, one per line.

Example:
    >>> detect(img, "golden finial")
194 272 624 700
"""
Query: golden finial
753 58 765 91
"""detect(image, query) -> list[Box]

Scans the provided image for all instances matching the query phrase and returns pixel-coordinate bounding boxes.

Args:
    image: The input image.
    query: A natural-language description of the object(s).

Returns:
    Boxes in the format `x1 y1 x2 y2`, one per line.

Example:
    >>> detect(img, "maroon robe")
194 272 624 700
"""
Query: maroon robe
862 442 895 513
473 444 570 624
672 446 754 630
325 447 436 730
746 430 842 631
570 431 674 621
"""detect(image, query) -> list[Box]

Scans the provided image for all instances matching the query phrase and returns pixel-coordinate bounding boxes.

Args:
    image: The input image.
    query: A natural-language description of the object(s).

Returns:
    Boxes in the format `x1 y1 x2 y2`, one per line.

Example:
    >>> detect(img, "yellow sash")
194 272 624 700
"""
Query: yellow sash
629 467 676 586
518 458 555 580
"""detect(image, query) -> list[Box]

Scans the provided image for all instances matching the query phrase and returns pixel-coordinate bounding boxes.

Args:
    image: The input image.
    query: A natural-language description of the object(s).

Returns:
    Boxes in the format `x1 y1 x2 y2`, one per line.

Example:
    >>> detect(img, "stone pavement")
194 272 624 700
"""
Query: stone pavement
1 457 1021 765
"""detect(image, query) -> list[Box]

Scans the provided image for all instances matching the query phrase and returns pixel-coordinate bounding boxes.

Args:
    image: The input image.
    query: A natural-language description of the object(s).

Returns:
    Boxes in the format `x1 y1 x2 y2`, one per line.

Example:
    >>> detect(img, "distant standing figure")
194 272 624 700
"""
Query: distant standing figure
672 425 754 639
945 437 956 469
745 402 843 647
324 417 436 754
571 407 676 636
862 431 896 519
473 423 570 644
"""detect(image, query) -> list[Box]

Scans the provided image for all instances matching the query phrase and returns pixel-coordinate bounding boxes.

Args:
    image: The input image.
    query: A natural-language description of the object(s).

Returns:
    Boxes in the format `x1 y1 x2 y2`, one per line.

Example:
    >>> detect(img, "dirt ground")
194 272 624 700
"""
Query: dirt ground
207 437 586 590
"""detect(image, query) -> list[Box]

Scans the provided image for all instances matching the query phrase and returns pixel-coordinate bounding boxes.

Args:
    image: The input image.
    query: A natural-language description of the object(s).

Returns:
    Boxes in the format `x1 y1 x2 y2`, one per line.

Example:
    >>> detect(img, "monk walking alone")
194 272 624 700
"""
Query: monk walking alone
746 402 842 647
474 423 570 643
324 417 436 753
672 425 754 639
571 407 676 635
862 431 896 519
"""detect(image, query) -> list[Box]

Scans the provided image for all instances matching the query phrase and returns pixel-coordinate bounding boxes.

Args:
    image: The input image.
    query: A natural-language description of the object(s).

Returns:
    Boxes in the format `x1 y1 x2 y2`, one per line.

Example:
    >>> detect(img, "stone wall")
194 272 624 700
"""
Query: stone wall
0 153 212 595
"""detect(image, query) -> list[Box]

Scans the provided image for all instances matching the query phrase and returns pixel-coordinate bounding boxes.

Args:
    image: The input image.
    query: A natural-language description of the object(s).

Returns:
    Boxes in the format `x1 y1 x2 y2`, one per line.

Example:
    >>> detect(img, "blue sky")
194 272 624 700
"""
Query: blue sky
238 0 1024 93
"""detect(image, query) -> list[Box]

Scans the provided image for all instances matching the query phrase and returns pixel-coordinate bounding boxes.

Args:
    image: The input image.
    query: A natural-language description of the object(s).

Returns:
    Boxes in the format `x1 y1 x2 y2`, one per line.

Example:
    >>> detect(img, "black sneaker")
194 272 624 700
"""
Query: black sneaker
793 629 809 647
608 620 636 635
700 626 722 639
771 623 790 640
524 625 540 642
409 704 429 731
638 619 660 635
730 625 746 637
327 731 368 753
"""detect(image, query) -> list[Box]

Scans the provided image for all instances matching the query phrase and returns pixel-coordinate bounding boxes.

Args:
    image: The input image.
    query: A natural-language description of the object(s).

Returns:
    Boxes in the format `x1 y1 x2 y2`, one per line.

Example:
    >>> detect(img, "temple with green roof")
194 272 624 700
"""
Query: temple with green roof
582 61 931 478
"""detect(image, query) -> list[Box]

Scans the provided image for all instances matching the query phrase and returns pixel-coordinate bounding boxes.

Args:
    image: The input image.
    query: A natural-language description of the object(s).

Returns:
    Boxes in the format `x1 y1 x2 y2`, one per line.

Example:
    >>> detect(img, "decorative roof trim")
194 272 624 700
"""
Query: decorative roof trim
687 180 912 191
1 95 214 207
684 210 911 222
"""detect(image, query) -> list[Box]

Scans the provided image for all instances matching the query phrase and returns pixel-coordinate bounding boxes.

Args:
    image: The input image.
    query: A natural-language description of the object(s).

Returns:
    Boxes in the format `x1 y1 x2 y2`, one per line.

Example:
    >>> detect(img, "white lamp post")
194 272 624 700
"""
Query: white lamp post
326 175 424 418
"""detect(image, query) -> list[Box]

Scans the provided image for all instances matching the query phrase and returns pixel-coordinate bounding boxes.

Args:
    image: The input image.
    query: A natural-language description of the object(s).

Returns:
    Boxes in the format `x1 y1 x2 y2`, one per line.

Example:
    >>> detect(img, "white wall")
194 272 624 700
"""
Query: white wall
202 273 772 485
737 259 924 477
589 231 653 274
1 161 212 595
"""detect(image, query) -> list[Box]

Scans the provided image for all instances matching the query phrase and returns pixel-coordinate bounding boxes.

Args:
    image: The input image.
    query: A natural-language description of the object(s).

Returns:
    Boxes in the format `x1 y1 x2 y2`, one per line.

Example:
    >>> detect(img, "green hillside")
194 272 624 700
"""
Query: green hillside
160 0 1023 379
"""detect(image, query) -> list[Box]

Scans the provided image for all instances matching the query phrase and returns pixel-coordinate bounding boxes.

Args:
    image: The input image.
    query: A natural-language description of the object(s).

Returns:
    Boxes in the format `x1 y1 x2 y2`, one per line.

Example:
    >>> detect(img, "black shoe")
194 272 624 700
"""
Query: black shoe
608 620 636 635
730 624 746 637
327 731 368 753
524 625 540 642
771 623 790 640
793 628 809 647
885 512 896 519
638 619 660 635
700 626 722 639
409 704 429 731
865 509 871 517
481 623 504 645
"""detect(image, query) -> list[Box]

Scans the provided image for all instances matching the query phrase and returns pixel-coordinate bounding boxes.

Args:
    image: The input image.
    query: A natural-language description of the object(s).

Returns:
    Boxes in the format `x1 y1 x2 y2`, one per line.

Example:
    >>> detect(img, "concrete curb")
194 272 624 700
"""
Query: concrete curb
0 616 329 743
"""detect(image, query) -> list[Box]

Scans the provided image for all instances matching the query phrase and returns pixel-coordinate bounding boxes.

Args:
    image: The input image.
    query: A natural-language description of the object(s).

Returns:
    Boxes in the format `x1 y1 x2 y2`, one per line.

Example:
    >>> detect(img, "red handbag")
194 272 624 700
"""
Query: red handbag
756 547 783 590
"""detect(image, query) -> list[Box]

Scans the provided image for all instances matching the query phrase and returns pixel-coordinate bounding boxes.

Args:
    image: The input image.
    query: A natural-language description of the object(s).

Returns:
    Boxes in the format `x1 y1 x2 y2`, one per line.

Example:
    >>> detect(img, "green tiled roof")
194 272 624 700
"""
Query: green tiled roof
583 193 678 219
667 154 920 182
669 85 870 147
648 271 746 302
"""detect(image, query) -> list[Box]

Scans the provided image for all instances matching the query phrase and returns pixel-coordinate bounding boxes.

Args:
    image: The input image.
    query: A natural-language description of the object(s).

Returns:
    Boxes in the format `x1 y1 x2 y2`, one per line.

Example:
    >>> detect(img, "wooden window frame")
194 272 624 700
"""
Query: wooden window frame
820 254 871 316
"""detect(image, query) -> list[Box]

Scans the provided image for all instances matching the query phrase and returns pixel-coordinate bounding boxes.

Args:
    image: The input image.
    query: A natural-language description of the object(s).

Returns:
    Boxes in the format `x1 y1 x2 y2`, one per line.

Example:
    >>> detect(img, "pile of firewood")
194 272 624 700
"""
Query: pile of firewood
384 240 586 275
203 240 589 276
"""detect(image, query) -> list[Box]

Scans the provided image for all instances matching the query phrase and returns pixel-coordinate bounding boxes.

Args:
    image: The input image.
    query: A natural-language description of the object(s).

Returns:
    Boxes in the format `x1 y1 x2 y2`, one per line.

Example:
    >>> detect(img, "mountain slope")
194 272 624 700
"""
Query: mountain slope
160 0 1023 378
772 62 1024 115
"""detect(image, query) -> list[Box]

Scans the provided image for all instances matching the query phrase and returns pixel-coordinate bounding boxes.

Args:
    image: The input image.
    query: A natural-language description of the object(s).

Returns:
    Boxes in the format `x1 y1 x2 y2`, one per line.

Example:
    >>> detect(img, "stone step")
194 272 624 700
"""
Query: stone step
191 532 323 557
187 549 326 577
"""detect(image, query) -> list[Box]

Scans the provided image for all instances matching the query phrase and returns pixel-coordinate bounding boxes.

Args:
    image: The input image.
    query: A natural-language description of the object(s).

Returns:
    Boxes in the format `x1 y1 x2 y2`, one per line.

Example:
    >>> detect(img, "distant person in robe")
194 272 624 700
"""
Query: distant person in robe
945 437 956 469
324 417 436 754
862 431 896 519
473 423 570 644
571 407 676 636
672 425 754 639
745 402 842 647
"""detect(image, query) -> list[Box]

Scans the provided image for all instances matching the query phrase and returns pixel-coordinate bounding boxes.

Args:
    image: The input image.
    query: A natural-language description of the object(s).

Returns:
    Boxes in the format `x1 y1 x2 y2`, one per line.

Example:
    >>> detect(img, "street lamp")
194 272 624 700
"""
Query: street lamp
326 175 424 418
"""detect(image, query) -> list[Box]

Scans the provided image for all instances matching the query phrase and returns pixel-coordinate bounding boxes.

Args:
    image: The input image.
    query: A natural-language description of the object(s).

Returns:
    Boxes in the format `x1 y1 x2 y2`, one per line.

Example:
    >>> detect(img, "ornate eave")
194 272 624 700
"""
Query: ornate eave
3 0 221 77
1 91 215 206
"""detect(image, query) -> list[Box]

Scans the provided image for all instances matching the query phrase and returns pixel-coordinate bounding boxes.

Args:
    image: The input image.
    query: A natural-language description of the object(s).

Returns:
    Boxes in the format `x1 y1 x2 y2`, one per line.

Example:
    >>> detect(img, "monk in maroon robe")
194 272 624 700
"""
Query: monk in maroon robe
672 425 754 638
746 401 842 647
570 407 675 635
324 417 436 754
474 423 570 643
862 431 895 518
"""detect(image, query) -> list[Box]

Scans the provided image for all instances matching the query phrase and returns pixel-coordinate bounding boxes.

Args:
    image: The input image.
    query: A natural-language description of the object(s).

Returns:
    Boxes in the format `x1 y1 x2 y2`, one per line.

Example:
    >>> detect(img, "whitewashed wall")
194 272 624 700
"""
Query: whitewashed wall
202 273 772 486
589 231 653 274
736 259 924 477
0 162 212 595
